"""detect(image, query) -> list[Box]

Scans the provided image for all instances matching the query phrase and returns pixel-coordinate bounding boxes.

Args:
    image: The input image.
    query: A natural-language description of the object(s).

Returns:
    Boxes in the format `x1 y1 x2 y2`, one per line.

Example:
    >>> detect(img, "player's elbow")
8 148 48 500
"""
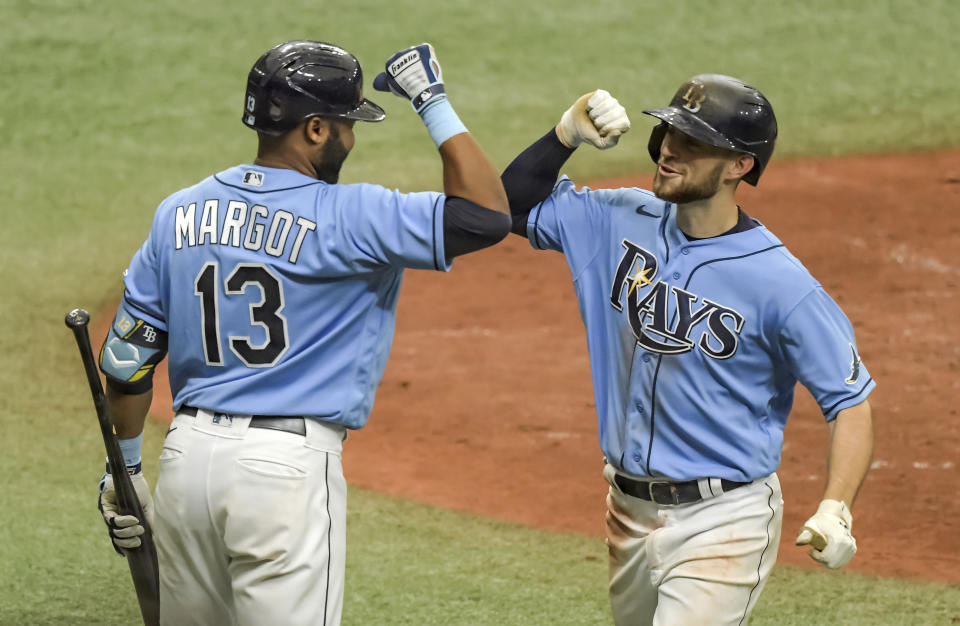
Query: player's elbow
443 197 512 258
454 210 511 256
467 207 511 250
483 210 512 244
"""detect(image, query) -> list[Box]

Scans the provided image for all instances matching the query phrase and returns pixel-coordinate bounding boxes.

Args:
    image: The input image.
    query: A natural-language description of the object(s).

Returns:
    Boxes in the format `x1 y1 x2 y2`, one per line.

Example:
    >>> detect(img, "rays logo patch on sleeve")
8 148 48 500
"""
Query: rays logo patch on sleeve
845 344 862 384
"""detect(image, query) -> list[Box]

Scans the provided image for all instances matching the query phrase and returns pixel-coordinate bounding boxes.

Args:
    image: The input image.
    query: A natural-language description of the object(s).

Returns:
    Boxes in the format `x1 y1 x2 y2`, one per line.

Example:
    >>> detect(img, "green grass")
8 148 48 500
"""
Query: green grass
4 464 959 625
343 492 960 626
1 0 958 624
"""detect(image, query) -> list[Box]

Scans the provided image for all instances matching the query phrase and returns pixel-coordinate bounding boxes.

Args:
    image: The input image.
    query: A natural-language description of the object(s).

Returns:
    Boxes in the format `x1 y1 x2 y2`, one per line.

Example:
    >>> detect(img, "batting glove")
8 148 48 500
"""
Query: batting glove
556 89 631 150
795 499 857 569
373 43 446 114
98 463 154 555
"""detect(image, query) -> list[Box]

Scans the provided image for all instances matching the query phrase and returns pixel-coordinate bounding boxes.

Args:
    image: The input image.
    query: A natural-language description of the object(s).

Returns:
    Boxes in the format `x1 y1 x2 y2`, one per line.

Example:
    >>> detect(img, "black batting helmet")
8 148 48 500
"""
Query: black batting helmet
242 40 385 135
644 74 777 185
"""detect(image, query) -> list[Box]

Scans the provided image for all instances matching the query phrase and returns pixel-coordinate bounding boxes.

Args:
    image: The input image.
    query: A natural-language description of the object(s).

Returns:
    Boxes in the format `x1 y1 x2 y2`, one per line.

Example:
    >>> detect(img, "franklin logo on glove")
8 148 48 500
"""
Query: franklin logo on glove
389 51 419 76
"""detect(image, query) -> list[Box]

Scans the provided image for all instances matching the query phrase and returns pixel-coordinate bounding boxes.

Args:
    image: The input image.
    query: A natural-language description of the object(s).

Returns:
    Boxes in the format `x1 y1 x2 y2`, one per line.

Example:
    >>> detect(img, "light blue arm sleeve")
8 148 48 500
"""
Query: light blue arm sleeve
526 176 613 278
779 288 875 420
325 183 450 272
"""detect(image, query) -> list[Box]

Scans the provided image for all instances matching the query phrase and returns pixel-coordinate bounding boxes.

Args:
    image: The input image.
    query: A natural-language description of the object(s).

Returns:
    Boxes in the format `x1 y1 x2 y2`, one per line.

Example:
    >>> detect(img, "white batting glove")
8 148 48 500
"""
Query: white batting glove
373 43 446 114
98 466 154 554
556 89 630 150
795 499 857 569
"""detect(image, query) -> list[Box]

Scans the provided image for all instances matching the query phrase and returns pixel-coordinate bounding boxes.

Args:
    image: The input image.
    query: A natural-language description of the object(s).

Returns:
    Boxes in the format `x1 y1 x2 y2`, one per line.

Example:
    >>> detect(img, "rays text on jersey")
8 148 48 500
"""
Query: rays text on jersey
174 200 317 264
611 239 745 359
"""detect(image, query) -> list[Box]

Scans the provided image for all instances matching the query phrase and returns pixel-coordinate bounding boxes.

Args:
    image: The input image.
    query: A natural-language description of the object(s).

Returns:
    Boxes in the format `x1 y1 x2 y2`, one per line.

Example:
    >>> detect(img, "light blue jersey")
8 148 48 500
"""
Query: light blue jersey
120 165 449 428
527 177 875 482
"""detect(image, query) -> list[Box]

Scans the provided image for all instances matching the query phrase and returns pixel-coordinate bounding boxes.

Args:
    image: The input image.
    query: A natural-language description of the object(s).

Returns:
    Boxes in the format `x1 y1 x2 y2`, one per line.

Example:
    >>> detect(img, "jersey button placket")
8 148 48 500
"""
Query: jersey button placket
628 348 655 474
631 400 647 468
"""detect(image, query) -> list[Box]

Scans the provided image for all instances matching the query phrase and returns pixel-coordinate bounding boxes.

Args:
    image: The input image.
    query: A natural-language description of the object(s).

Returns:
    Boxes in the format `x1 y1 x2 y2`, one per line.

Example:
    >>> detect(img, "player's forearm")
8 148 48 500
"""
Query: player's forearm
438 132 509 215
500 90 628 229
372 43 508 215
106 384 152 440
823 400 873 507
501 128 574 218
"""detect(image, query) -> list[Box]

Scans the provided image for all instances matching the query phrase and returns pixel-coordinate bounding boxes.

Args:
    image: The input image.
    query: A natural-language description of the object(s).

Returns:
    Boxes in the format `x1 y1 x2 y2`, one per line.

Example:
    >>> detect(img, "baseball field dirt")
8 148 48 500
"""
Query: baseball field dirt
100 149 960 583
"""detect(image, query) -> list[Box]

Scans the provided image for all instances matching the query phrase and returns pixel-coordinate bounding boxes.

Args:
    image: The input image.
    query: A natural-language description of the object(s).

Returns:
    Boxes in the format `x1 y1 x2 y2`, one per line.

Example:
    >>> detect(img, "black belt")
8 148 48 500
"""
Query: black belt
614 474 750 505
180 406 306 436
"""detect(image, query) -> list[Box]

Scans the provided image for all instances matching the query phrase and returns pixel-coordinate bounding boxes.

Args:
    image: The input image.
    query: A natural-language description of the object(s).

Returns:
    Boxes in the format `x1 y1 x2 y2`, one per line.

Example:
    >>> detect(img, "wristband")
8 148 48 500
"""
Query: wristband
103 461 143 477
117 432 144 467
420 97 468 148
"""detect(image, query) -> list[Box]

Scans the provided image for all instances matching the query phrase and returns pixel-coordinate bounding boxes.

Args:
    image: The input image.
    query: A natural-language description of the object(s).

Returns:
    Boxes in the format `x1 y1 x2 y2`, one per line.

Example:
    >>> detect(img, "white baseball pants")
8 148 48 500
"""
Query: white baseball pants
603 464 783 626
153 408 347 626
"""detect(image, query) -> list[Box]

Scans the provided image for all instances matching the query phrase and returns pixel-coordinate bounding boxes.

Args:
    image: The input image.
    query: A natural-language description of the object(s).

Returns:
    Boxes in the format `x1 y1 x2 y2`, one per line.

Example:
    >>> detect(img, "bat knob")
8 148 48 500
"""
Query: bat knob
65 308 91 328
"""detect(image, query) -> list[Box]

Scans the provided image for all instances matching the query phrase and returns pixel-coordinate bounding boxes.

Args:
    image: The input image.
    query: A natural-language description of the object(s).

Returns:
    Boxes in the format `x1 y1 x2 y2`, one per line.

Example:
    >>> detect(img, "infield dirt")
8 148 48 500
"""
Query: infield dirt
99 149 960 583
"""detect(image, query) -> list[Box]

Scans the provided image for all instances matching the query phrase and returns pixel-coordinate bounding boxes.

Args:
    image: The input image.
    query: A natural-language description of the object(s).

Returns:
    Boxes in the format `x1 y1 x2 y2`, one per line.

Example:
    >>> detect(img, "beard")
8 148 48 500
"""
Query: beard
652 161 726 204
313 124 350 184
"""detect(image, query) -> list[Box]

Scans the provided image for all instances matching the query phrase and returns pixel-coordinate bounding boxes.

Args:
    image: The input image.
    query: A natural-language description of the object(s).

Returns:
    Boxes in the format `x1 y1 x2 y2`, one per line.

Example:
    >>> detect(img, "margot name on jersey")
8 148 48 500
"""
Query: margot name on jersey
610 239 744 359
174 199 318 265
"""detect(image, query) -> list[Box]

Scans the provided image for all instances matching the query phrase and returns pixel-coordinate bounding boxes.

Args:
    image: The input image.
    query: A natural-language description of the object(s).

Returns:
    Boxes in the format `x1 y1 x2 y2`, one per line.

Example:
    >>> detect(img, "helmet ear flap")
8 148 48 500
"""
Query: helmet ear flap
741 157 762 186
647 122 667 168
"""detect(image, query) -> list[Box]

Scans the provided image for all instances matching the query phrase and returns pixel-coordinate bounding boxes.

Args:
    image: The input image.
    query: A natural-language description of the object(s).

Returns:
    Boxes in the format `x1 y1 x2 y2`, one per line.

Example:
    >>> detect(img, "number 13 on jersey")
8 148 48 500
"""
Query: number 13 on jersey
194 262 289 368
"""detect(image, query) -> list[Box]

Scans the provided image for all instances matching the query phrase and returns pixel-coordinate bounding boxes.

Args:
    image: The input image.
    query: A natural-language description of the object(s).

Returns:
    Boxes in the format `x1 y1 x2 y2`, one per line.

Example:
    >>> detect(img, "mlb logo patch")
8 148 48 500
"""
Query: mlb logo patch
242 170 264 187
211 413 234 427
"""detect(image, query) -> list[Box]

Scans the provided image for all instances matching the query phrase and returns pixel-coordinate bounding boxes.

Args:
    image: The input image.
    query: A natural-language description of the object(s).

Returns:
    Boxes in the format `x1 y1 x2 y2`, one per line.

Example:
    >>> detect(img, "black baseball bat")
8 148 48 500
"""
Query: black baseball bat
65 308 160 626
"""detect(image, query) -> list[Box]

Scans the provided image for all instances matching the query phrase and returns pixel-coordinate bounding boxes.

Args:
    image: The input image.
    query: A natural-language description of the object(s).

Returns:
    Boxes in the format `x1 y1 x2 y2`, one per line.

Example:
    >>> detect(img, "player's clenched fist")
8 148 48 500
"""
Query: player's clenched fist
556 89 631 150
795 499 857 568
374 43 446 114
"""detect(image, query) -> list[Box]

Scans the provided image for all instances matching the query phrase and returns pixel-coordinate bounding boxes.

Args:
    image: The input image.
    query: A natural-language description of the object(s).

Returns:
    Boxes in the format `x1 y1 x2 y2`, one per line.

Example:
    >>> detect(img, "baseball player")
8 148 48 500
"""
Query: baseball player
94 40 510 625
500 77 875 624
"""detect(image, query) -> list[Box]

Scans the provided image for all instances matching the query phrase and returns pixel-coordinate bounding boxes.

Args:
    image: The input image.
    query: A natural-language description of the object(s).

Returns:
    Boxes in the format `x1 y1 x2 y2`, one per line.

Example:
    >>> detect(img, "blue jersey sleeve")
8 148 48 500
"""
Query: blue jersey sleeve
779 287 875 420
525 176 610 277
121 207 167 330
327 183 450 272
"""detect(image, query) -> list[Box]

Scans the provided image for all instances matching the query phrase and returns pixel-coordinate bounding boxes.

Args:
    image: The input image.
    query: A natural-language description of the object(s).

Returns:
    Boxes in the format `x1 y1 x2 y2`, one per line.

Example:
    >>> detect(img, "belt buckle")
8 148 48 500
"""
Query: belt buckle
647 480 681 505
